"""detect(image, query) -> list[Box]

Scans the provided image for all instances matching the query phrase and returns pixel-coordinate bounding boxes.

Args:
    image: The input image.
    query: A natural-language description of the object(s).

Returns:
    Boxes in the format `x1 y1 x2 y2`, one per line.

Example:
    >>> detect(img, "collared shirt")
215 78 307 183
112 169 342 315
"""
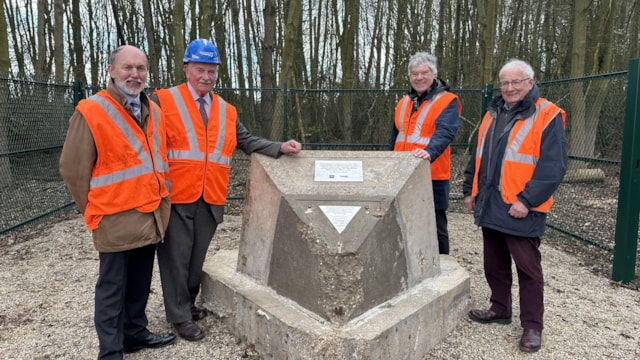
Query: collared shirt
112 82 142 119
186 82 211 118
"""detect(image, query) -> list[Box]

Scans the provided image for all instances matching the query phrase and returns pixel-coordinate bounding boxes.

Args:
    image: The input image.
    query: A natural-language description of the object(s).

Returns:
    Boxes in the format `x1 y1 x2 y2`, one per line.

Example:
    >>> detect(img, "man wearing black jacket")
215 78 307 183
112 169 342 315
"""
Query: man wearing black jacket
389 51 461 255
462 59 567 353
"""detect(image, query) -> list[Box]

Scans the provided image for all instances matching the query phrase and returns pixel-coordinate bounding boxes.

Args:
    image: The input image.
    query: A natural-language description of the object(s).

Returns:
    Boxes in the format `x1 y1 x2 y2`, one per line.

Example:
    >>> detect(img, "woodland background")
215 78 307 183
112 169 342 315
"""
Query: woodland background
0 1 639 279
1 0 637 89
1 0 637 153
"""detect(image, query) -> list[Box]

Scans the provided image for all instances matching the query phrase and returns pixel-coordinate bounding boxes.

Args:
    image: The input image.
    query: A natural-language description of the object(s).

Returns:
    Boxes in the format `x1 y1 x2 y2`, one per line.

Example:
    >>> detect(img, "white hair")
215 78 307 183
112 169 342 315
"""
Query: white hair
499 59 534 79
408 52 438 77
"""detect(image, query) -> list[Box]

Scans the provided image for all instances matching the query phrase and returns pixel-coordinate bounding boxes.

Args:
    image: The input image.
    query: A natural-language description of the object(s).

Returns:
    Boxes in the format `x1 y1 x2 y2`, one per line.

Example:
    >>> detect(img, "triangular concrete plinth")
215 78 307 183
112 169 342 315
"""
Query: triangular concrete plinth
202 151 470 359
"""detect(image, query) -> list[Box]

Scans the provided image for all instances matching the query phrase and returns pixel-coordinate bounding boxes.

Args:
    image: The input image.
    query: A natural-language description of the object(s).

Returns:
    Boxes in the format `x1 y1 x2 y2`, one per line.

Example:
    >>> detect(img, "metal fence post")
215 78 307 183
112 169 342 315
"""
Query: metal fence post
73 80 84 106
612 58 640 284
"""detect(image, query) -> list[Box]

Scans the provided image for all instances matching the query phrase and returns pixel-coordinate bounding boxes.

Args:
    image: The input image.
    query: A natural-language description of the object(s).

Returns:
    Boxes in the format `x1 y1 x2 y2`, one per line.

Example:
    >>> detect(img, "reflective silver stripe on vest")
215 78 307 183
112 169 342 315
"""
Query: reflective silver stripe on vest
396 96 411 139
165 88 231 166
476 113 495 162
503 101 553 165
166 87 205 161
150 102 169 173
394 92 445 146
208 95 231 165
88 96 155 188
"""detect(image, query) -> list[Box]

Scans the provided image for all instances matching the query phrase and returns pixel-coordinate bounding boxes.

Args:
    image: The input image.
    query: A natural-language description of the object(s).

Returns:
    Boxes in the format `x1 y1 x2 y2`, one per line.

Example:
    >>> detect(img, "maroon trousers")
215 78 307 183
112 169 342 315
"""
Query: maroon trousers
482 227 544 331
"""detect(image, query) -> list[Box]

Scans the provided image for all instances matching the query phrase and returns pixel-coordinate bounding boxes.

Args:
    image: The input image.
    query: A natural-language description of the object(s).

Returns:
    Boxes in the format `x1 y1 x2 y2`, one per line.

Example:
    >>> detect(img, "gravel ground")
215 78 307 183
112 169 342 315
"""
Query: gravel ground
1 211 639 359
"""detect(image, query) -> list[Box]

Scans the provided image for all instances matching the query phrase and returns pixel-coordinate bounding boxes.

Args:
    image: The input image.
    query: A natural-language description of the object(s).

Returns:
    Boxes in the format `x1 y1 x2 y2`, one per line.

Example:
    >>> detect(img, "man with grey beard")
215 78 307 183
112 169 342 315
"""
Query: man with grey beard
60 45 176 359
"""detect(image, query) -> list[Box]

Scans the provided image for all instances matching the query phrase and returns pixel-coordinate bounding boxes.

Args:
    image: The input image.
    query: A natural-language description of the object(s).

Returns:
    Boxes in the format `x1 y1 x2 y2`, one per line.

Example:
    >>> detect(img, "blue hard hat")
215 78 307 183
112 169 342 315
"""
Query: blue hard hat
183 39 221 64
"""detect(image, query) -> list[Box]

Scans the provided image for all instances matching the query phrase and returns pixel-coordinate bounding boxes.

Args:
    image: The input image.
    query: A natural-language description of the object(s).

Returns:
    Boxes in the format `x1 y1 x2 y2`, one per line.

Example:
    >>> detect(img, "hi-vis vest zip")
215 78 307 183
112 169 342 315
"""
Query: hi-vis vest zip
472 98 565 213
77 91 169 231
394 91 460 180
156 84 237 205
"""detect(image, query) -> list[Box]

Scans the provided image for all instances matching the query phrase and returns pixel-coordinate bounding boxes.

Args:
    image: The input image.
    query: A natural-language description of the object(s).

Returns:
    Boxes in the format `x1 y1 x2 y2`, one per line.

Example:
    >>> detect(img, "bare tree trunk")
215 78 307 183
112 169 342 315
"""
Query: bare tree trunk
0 0 12 187
583 0 614 156
364 0 382 86
213 1 229 87
0 0 9 72
35 0 48 77
568 0 589 170
337 0 359 143
71 0 87 84
478 0 497 85
142 0 160 86
188 0 197 40
88 0 100 85
173 0 185 84
259 0 276 138
199 0 213 37
5 0 25 74
109 0 126 45
271 0 302 141
390 1 407 88
53 0 64 83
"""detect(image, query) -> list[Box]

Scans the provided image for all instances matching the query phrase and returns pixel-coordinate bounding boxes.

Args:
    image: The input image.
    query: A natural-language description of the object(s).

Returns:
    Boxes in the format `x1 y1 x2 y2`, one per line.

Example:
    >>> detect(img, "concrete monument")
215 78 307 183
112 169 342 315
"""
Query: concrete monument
201 151 470 359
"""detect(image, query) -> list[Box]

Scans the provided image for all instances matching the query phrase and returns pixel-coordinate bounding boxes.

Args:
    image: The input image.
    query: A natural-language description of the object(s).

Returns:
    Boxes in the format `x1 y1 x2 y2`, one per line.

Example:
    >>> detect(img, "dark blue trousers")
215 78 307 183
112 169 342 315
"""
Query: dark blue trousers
482 227 544 331
435 209 449 254
95 244 155 359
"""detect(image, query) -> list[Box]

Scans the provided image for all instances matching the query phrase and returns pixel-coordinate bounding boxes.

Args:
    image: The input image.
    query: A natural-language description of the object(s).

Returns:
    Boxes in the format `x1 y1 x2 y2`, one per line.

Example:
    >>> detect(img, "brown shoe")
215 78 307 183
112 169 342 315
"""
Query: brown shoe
519 329 542 352
174 320 205 341
191 306 207 321
468 309 512 324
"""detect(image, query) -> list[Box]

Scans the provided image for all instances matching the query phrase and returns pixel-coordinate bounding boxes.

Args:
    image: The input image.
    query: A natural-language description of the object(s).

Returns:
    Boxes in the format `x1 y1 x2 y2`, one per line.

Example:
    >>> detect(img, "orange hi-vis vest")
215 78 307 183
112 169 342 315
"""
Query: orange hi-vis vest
76 91 170 231
155 84 237 205
471 98 565 213
393 91 460 180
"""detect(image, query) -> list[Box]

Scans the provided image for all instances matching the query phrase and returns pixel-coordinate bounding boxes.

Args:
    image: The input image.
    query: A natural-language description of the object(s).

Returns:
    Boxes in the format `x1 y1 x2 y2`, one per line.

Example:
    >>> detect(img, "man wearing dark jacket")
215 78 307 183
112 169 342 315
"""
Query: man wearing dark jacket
462 59 567 353
153 39 302 342
389 51 460 254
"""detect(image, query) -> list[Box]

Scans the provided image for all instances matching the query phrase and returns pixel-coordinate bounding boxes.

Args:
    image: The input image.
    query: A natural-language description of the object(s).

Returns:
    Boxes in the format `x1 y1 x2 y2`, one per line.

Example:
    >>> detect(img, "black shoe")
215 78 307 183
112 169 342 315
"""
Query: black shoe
123 332 176 353
191 306 207 321
468 309 512 324
174 320 205 341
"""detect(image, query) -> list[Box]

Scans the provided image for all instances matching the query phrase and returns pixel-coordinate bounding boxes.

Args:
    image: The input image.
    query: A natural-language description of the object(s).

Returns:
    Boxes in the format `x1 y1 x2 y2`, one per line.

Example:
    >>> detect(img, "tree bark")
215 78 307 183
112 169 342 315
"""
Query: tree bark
142 0 160 86
35 0 48 77
259 0 276 137
0 0 12 187
71 0 87 84
53 0 64 82
479 0 497 85
271 0 302 141
173 0 185 84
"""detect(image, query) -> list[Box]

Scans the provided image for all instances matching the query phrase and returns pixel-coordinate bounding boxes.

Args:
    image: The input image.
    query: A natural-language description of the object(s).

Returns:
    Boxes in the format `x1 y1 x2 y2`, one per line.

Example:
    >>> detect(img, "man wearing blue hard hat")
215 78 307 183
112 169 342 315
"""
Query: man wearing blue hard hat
154 39 301 341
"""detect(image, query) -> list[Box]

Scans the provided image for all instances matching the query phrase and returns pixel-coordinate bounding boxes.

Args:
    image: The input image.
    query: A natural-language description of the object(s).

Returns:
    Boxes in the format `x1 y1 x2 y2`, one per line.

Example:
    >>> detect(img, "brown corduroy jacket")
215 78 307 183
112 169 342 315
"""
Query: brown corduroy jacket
59 80 170 253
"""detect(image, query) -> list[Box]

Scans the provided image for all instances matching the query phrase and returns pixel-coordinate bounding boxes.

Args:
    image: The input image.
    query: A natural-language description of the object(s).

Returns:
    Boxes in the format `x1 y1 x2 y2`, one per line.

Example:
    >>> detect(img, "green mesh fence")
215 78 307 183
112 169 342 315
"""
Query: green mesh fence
0 75 77 233
0 72 630 261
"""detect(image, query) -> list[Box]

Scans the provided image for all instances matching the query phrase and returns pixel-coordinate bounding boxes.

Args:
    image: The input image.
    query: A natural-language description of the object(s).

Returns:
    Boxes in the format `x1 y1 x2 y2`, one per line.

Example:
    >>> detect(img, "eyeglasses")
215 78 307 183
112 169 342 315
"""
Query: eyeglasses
500 78 530 88
410 70 432 78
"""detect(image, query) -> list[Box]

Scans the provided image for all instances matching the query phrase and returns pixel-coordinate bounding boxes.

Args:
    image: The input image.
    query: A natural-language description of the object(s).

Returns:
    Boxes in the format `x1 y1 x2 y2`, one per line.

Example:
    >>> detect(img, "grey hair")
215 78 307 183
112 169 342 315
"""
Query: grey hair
499 59 534 80
408 52 438 77
108 45 149 67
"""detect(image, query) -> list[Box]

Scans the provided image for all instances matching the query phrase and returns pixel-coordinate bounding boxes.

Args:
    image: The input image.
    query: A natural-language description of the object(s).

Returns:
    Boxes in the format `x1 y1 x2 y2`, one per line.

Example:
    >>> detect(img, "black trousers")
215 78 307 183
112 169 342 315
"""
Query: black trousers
157 197 218 324
435 209 449 254
95 244 155 360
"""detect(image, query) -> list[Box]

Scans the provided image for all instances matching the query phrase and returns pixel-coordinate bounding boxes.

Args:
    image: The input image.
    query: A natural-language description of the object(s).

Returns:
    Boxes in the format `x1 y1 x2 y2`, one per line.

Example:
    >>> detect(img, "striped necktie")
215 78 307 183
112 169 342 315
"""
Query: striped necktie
130 101 141 120
197 97 208 127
